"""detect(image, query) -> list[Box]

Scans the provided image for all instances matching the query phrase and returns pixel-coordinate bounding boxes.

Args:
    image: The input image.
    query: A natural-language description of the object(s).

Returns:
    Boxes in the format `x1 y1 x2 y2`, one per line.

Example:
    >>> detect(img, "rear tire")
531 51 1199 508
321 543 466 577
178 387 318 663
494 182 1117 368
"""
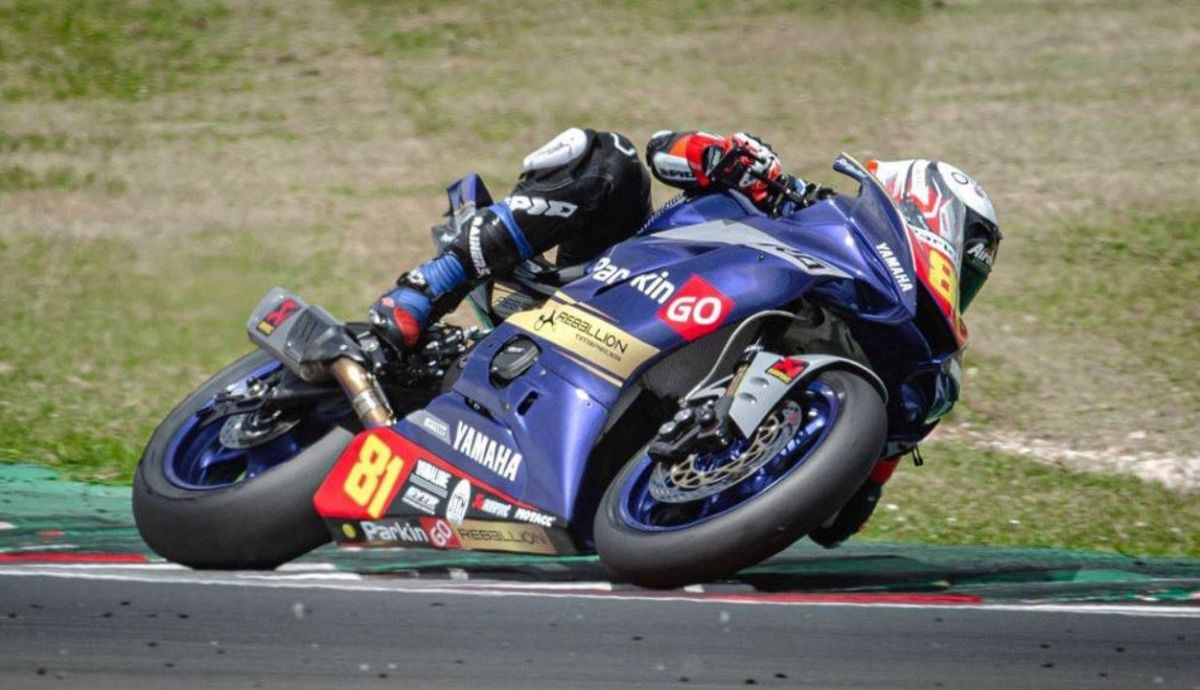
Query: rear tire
593 370 886 589
132 352 356 569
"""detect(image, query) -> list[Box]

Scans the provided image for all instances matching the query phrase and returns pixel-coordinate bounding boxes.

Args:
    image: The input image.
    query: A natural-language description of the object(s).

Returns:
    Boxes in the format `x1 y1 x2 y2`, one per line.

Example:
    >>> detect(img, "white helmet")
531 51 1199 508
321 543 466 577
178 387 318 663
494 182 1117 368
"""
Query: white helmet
868 159 1001 311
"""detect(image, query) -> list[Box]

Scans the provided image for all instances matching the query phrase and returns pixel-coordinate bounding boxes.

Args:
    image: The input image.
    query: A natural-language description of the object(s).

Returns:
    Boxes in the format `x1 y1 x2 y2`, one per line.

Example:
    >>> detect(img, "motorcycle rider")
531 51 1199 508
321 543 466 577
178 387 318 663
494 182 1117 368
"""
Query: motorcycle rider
367 127 1001 547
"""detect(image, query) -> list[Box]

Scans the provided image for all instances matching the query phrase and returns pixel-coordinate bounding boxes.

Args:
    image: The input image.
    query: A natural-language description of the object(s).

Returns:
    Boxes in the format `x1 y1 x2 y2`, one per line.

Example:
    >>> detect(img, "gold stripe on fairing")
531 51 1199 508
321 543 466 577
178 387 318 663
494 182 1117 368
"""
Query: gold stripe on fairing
507 296 658 382
556 350 625 387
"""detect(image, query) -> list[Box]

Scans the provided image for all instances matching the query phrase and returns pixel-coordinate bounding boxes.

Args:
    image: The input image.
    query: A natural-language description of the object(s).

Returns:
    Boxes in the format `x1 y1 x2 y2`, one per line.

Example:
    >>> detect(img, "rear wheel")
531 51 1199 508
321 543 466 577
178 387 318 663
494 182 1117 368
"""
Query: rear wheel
133 351 356 569
594 369 886 588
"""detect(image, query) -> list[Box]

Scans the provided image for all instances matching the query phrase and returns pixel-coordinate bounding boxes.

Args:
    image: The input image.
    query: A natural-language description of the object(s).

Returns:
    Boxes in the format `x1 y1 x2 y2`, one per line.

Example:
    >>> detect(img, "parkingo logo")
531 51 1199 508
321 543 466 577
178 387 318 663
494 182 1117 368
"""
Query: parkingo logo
657 275 733 341
590 257 676 305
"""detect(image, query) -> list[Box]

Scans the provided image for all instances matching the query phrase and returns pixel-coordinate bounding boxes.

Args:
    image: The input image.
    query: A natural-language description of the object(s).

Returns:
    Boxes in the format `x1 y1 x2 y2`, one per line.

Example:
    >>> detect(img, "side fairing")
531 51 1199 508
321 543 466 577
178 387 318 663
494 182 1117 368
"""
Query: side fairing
362 199 884 526
321 183 943 533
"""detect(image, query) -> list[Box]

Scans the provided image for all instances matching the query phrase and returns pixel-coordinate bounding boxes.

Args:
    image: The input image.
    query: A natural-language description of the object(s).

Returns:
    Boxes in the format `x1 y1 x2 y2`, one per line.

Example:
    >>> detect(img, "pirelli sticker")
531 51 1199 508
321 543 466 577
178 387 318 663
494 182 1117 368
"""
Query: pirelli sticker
507 292 658 385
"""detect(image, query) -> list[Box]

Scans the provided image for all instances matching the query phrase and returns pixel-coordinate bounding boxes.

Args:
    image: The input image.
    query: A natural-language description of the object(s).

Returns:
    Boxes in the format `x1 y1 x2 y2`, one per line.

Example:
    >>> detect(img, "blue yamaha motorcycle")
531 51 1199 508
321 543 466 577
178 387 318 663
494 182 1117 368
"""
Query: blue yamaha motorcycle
133 154 964 588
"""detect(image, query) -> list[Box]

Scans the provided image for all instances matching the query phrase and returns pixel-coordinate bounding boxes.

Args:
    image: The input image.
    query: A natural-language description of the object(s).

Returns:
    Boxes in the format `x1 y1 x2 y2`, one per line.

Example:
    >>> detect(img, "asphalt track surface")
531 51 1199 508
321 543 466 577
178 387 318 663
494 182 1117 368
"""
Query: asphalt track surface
1 564 1198 690
3 465 1199 688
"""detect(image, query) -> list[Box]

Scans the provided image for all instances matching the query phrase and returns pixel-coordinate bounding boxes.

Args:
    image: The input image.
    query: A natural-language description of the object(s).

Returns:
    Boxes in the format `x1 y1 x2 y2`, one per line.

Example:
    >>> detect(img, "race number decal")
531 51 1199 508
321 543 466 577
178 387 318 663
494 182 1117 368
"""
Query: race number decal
925 248 958 312
342 434 405 519
313 430 415 520
657 275 733 341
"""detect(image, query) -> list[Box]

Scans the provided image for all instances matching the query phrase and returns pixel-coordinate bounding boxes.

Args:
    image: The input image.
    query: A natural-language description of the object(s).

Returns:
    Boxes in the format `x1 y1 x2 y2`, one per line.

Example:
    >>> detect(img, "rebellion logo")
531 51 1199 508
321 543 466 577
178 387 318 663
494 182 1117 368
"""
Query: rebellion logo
508 295 660 383
453 519 557 555
452 422 523 482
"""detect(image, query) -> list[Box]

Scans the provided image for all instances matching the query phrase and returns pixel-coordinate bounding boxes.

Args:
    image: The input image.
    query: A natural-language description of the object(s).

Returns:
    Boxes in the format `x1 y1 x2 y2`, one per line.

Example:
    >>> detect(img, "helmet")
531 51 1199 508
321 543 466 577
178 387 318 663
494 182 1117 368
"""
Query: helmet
868 159 1001 312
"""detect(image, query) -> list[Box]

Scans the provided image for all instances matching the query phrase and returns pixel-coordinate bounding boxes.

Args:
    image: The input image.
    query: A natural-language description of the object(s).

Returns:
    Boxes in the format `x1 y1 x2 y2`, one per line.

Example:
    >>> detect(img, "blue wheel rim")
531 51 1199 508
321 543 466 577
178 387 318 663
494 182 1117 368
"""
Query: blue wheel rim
617 380 841 533
162 361 348 491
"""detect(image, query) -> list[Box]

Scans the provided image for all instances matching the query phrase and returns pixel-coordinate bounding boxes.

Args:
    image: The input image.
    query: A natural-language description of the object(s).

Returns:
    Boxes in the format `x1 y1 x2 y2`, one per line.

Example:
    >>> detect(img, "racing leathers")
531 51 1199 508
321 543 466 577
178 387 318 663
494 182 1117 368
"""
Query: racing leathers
367 127 803 349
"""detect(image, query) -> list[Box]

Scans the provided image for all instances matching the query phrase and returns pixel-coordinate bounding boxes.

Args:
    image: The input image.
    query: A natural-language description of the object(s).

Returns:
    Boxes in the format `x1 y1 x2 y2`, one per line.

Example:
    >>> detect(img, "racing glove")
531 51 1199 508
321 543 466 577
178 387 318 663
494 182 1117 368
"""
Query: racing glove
647 130 792 208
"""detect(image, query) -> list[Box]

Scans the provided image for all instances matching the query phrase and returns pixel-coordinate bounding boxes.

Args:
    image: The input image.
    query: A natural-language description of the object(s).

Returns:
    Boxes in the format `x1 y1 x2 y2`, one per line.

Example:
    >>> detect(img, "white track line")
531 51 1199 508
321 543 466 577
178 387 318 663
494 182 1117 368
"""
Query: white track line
0 566 1197 618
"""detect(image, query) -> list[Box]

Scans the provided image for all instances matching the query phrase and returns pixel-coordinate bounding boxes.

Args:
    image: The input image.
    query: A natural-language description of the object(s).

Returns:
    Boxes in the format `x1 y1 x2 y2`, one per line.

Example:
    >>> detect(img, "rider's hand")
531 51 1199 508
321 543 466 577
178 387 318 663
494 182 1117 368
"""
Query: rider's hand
704 132 786 206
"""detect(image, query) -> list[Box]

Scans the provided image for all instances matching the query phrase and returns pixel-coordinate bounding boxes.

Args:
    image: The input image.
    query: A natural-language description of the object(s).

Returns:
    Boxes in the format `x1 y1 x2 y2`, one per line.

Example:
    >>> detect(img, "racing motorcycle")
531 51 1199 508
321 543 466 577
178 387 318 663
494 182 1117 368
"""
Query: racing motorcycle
133 154 967 588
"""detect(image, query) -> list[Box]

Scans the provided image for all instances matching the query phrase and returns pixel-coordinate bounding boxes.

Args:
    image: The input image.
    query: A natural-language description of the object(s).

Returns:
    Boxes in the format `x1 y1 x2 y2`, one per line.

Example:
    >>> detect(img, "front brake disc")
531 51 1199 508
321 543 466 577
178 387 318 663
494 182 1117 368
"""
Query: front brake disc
648 400 803 504
218 413 300 449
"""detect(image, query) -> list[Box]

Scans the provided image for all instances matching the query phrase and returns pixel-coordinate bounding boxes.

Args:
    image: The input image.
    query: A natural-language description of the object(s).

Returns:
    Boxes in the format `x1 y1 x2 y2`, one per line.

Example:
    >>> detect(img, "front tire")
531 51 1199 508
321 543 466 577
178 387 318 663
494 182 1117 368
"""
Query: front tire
133 352 355 569
593 370 886 589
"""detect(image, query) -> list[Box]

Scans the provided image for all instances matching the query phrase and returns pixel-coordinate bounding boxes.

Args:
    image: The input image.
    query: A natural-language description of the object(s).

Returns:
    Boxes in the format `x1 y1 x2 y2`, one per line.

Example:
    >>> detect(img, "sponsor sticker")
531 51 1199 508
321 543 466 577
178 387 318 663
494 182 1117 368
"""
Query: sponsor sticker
657 275 733 341
256 298 300 335
590 257 677 305
766 356 807 384
452 519 557 555
406 410 452 446
471 493 513 519
875 242 915 292
508 295 659 382
401 485 440 515
412 458 451 497
512 507 556 528
420 517 461 549
360 519 430 545
446 478 471 525
452 422 523 482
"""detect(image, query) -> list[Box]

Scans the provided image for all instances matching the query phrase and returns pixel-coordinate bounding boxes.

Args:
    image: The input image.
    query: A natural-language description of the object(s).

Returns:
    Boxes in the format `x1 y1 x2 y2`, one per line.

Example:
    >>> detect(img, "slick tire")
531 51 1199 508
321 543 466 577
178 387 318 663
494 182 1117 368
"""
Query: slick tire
594 370 886 589
133 351 356 570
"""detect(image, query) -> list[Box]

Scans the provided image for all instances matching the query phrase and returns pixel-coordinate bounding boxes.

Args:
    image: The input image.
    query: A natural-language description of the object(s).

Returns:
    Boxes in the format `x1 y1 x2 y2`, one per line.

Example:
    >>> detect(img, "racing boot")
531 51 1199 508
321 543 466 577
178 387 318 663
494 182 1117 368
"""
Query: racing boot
368 253 467 350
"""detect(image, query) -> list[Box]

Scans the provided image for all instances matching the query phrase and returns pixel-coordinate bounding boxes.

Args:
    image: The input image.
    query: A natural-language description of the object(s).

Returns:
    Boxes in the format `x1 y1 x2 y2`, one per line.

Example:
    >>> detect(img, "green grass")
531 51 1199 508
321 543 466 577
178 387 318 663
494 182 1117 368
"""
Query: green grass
0 164 126 194
0 0 1197 560
0 0 238 101
0 227 361 481
997 210 1200 396
869 441 1199 557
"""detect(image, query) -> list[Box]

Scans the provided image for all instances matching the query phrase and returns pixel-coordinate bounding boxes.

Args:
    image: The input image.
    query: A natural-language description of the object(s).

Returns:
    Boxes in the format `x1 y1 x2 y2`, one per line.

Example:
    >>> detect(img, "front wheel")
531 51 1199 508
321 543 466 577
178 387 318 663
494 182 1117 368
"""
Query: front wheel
594 369 887 589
